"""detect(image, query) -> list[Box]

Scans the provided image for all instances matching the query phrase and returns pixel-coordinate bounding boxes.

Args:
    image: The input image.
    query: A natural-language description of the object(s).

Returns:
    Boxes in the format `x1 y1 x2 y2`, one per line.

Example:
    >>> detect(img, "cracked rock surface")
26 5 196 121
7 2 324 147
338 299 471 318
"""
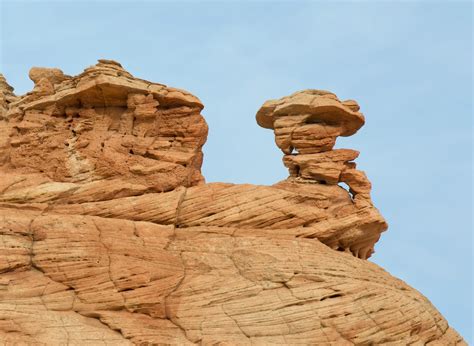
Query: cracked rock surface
0 61 465 345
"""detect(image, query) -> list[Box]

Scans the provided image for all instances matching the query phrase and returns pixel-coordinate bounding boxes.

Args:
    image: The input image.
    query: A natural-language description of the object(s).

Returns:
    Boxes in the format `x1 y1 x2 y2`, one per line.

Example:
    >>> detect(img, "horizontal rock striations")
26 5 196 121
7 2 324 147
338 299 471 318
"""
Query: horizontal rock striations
257 90 372 200
257 90 387 258
0 59 207 192
0 61 465 345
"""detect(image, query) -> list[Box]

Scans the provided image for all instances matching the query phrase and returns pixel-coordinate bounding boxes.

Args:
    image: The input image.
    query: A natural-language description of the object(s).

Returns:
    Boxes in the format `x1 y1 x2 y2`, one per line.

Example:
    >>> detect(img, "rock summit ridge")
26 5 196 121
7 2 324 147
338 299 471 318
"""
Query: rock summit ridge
0 60 465 345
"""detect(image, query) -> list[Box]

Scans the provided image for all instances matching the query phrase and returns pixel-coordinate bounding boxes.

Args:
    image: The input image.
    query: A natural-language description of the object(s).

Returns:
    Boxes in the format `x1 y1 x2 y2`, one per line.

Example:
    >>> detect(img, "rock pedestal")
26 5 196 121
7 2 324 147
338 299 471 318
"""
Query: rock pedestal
257 90 373 202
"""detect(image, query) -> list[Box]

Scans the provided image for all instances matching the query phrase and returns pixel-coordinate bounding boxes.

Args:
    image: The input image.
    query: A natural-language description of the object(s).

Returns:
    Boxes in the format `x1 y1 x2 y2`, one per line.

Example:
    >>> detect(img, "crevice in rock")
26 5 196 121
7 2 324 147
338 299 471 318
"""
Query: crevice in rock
221 304 251 339
91 218 128 308
77 311 131 343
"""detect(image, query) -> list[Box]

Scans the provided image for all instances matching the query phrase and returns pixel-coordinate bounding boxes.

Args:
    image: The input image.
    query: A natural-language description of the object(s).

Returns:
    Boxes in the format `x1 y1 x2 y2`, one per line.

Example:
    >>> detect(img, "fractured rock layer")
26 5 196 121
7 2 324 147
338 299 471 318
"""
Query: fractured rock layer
0 60 207 192
0 61 465 345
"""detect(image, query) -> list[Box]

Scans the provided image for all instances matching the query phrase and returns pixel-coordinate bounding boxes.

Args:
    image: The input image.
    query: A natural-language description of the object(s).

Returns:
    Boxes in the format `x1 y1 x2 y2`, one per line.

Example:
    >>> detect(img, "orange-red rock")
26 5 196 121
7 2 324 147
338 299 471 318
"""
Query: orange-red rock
2 60 206 192
0 61 465 345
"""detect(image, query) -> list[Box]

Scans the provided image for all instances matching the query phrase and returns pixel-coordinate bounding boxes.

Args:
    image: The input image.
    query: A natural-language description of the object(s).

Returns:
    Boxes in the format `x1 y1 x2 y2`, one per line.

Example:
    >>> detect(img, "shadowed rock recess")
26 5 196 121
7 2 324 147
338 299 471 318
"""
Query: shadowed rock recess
0 61 465 345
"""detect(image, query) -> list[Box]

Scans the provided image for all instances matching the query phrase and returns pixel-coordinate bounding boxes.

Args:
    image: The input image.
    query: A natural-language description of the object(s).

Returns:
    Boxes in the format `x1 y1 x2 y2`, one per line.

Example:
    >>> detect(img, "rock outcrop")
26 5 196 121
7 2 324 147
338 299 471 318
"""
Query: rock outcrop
0 60 207 191
0 61 465 345
257 90 371 199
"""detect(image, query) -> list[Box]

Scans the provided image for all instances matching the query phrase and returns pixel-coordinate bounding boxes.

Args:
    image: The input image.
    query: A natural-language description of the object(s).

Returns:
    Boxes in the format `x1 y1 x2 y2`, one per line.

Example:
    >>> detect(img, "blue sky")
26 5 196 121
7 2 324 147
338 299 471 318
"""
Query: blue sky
1 0 472 342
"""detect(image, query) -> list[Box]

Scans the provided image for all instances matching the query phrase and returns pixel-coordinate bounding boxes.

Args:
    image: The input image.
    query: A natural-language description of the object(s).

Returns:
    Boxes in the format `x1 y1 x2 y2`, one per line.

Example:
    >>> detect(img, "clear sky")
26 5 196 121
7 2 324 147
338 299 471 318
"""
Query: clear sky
1 0 472 342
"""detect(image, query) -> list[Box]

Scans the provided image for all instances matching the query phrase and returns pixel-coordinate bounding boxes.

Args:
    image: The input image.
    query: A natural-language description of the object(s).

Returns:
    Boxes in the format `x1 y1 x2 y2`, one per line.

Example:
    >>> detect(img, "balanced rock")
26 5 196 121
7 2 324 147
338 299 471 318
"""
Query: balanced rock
0 61 465 345
258 90 375 203
256 90 365 154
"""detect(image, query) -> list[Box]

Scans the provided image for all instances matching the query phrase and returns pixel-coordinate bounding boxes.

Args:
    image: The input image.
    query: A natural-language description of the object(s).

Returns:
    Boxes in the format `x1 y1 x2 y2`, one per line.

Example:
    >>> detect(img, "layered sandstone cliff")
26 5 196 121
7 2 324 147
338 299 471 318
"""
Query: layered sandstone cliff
0 61 465 345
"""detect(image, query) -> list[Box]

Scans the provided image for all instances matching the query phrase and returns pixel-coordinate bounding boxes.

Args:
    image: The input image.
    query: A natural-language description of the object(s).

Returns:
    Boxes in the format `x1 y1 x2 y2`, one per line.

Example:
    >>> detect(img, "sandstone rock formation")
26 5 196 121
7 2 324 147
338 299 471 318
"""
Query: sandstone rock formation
1 60 206 191
0 61 465 345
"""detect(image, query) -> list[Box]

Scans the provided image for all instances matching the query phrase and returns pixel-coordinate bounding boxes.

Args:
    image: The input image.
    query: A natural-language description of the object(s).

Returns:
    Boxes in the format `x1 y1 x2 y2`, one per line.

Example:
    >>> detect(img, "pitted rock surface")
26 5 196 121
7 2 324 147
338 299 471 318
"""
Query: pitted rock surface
1 60 207 191
0 61 465 345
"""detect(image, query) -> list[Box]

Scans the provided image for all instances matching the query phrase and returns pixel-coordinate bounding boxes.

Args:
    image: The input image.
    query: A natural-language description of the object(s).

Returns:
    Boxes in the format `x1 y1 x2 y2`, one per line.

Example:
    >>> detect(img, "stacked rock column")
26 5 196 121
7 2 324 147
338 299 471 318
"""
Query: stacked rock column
256 89 375 206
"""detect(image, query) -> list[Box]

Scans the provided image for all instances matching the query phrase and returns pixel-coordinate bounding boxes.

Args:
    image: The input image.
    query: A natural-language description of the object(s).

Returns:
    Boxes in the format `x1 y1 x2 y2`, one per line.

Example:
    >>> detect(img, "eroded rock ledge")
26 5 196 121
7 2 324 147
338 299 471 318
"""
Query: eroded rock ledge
0 61 465 345
1 59 207 191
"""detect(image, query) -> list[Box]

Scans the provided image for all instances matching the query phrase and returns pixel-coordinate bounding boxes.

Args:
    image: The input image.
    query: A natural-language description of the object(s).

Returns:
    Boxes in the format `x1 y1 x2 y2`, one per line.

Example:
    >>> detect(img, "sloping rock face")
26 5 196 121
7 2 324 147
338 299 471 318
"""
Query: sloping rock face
0 62 465 345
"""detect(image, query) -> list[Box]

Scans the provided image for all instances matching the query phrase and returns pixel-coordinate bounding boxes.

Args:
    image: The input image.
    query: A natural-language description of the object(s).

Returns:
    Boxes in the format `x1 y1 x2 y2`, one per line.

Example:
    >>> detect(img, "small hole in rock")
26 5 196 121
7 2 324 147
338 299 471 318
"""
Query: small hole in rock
338 182 355 200
129 149 134 154
294 165 300 176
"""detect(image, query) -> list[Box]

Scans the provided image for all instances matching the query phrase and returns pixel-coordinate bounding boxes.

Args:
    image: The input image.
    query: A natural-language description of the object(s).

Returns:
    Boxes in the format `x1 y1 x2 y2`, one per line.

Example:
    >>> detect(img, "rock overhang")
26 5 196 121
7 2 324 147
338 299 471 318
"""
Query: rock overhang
256 89 365 137
20 71 204 111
